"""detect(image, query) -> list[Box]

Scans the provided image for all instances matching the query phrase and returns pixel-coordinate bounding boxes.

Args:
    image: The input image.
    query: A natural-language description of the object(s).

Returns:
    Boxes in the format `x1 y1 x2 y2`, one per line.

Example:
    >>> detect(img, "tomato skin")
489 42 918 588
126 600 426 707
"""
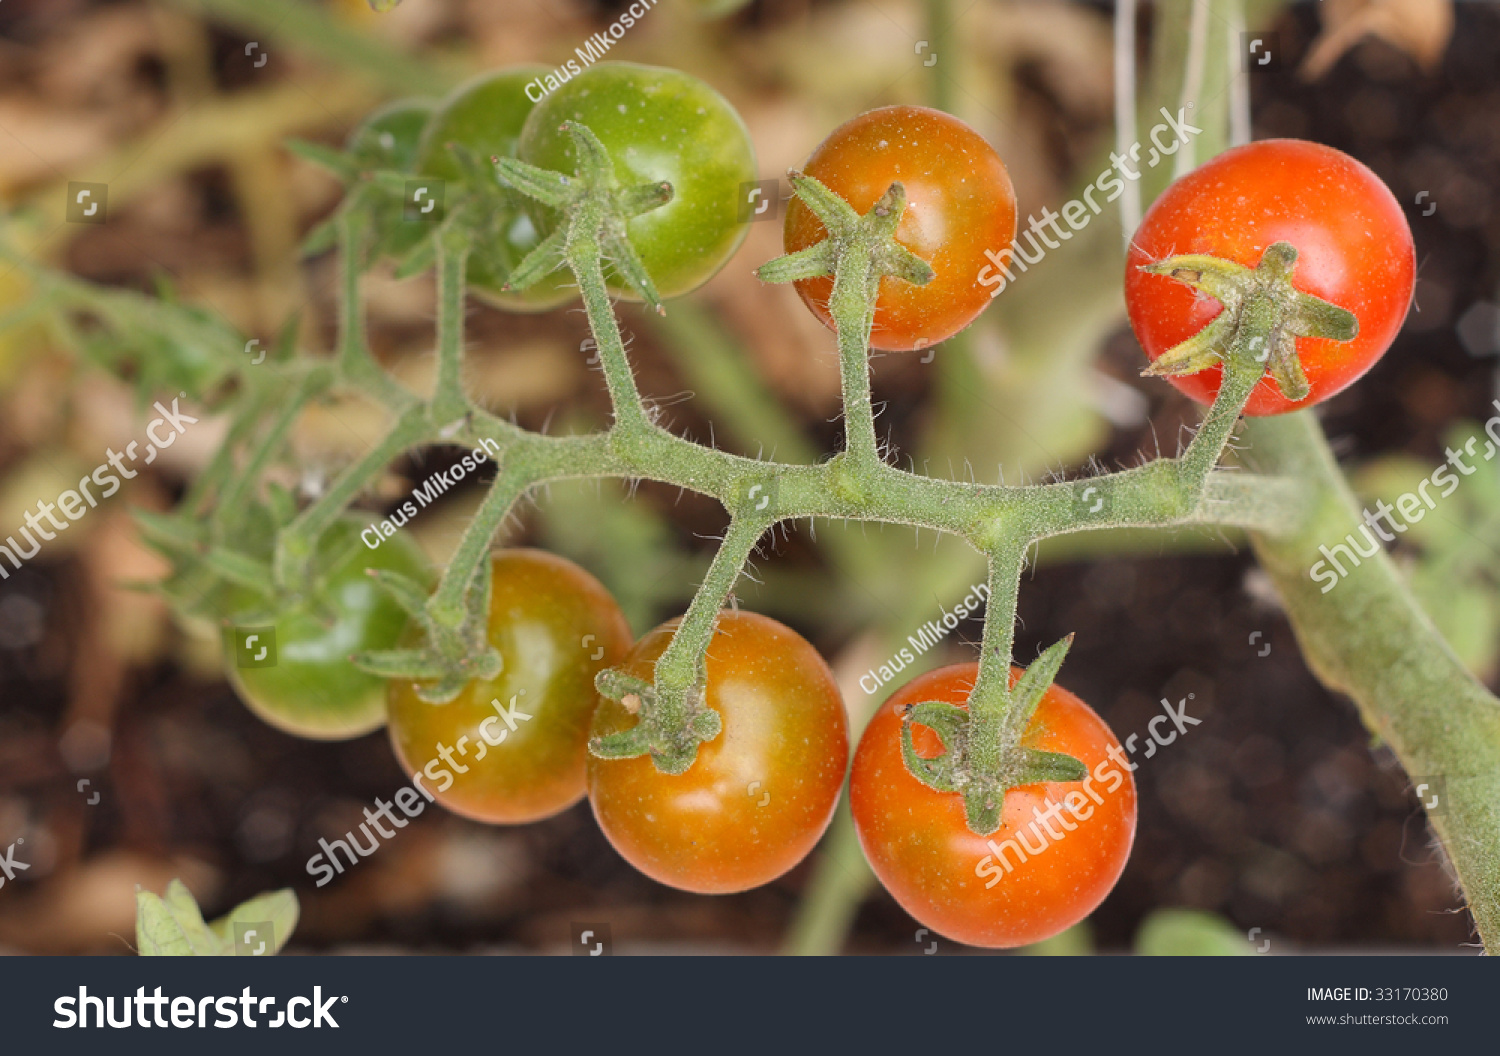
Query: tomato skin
587 611 849 894
850 663 1136 948
386 550 631 825
784 105 1017 352
226 517 431 741
518 62 757 301
1125 139 1415 416
415 67 576 312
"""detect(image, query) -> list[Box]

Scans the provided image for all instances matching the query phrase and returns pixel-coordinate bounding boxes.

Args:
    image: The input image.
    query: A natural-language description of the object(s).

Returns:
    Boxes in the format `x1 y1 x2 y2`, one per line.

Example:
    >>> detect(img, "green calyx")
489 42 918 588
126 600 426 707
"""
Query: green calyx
590 667 724 775
1140 240 1358 403
900 635 1086 835
493 121 674 314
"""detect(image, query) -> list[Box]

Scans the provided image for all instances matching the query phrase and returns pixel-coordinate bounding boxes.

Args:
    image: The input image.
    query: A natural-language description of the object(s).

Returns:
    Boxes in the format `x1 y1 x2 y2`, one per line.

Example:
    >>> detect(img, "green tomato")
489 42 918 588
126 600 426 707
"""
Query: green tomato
518 62 757 301
224 516 431 741
345 98 437 265
415 67 576 312
347 97 435 172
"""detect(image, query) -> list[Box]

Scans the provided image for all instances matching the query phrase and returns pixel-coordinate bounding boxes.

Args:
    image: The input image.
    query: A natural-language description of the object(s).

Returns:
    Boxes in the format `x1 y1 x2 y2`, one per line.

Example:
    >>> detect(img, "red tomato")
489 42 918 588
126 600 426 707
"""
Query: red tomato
783 105 1017 352
587 610 849 894
1125 139 1415 416
386 550 632 825
850 663 1136 948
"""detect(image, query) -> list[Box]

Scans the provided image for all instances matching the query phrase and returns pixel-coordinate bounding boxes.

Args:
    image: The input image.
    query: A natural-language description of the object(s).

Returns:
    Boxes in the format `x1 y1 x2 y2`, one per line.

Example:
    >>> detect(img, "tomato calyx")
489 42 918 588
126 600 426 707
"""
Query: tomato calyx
590 667 723 775
1138 241 1359 404
757 173 934 301
900 635 1087 835
493 121 675 313
353 559 502 702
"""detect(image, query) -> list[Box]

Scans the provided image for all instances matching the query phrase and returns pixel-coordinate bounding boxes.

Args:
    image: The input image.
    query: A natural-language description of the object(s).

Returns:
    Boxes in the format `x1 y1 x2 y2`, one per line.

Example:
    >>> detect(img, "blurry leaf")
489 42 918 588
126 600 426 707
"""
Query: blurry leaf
209 889 299 955
135 881 298 955
1302 0 1454 79
136 881 223 955
368 0 404 10
1020 921 1094 956
1135 909 1254 956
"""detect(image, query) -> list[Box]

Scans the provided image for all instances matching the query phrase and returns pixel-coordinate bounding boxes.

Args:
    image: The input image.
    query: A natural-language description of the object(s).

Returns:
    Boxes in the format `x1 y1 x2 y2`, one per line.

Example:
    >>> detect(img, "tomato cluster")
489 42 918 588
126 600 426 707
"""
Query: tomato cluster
212 67 1419 949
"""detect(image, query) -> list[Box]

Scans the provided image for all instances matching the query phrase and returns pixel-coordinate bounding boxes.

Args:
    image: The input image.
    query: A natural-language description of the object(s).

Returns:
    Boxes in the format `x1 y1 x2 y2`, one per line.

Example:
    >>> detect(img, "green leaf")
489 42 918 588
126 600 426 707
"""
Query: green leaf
209 889 300 956
1135 909 1255 956
135 889 203 956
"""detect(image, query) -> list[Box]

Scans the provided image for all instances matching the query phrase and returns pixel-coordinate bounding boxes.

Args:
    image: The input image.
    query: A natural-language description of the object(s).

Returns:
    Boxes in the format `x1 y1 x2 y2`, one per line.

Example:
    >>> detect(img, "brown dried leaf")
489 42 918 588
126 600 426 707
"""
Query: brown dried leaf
1302 0 1454 80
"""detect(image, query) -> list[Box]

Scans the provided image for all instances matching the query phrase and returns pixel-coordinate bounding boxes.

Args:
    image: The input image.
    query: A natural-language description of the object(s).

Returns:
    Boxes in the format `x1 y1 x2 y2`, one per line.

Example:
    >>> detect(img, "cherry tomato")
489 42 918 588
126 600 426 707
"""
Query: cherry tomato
850 663 1136 948
587 610 849 893
348 97 434 172
518 62 757 301
415 67 577 312
1125 139 1415 416
784 105 1017 352
386 550 632 825
225 516 431 741
345 98 437 264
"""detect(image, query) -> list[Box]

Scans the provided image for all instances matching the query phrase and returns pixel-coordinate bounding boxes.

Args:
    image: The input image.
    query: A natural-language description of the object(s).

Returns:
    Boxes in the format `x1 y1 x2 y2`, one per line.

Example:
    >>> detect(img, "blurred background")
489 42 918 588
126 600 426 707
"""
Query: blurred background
0 0 1496 954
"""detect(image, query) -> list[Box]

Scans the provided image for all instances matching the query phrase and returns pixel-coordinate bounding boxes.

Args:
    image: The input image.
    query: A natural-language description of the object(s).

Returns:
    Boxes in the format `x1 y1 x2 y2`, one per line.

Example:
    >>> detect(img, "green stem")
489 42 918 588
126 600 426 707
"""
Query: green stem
430 231 471 426
212 366 332 536
964 538 1027 780
1246 412 1500 948
830 242 881 467
273 404 432 589
425 462 527 629
568 198 652 437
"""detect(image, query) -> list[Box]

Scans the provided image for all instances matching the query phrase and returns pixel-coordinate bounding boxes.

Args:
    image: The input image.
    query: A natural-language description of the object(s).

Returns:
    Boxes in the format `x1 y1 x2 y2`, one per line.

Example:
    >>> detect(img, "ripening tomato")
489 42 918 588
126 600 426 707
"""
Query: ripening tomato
587 611 849 894
415 67 577 312
518 62 757 301
783 105 1017 352
225 516 431 741
850 663 1136 948
1125 139 1415 416
386 550 631 825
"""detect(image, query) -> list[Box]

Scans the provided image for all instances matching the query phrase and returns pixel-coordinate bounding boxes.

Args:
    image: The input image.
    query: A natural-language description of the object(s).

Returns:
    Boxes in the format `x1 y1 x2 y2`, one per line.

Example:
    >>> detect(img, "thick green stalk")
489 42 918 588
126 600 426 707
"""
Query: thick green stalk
1246 412 1500 947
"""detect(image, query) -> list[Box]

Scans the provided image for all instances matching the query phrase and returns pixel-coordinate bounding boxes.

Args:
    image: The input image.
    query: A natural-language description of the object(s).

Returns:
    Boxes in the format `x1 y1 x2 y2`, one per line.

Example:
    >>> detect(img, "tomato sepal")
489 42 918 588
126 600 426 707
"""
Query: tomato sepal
590 665 723 775
494 121 675 313
1137 241 1360 404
